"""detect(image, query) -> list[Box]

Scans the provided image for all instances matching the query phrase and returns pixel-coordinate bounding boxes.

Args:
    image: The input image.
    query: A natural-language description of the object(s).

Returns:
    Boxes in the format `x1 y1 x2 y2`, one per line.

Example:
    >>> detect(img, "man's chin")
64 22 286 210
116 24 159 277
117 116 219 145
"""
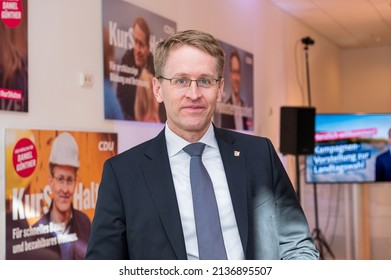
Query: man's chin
135 60 144 68
57 203 71 213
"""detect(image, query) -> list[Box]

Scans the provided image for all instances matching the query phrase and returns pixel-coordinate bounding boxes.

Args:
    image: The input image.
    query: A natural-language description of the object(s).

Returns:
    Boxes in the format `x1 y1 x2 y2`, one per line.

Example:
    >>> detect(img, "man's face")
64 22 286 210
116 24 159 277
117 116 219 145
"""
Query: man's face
152 45 223 140
229 56 241 97
50 165 77 215
133 24 149 68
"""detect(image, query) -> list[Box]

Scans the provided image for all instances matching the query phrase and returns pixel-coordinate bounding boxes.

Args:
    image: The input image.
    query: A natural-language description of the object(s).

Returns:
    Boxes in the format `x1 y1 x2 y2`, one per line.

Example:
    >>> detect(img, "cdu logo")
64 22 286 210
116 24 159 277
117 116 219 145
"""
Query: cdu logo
98 141 115 151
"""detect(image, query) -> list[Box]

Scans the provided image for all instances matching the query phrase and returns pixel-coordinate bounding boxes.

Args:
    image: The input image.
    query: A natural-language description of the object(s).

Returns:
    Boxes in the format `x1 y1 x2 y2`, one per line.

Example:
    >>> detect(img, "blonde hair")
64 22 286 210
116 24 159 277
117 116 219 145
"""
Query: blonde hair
154 30 225 78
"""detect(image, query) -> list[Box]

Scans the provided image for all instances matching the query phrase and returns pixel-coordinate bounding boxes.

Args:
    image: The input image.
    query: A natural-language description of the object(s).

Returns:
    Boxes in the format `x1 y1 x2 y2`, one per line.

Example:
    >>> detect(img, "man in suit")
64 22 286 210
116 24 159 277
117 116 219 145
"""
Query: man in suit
220 49 249 130
86 30 318 260
375 128 391 181
116 17 165 122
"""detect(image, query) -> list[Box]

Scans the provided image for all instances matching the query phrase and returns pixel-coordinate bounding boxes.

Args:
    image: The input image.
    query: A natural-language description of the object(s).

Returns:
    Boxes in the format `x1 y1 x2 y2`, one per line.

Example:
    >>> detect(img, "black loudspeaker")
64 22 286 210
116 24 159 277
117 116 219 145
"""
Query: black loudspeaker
280 106 316 155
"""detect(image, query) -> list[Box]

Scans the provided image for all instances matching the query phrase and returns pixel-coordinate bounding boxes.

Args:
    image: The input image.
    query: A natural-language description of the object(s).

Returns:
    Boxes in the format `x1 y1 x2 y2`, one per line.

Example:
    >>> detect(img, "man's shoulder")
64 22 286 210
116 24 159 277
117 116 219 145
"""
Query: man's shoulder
32 212 50 227
73 208 90 220
224 97 233 104
120 48 135 64
107 129 165 164
377 149 391 160
215 126 268 145
110 139 153 162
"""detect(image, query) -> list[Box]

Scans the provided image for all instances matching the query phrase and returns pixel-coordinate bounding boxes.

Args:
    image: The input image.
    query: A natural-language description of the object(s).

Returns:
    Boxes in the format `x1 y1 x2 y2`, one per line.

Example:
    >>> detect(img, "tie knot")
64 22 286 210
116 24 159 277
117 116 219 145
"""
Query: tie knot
183 142 206 157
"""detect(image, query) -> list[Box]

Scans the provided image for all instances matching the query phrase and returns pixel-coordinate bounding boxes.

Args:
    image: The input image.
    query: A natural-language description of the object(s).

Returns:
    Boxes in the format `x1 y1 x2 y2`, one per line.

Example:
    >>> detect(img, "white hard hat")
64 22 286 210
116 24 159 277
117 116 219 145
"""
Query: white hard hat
49 132 80 168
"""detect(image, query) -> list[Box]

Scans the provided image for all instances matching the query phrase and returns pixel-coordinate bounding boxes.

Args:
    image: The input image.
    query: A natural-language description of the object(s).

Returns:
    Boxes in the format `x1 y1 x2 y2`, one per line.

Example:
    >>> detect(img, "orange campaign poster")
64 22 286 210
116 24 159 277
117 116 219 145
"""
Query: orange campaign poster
5 128 118 259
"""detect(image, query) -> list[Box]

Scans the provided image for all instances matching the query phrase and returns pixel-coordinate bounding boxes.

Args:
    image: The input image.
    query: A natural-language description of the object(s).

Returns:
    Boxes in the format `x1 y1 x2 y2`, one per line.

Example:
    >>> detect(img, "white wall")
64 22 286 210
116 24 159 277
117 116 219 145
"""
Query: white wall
341 46 391 113
0 0 346 259
340 46 391 259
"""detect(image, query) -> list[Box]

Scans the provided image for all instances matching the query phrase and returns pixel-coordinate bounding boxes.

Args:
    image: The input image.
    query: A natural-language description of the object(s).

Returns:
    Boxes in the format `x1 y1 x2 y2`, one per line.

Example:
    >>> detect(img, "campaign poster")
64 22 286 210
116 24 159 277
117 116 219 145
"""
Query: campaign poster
5 128 118 259
102 0 176 122
214 41 254 131
0 0 28 112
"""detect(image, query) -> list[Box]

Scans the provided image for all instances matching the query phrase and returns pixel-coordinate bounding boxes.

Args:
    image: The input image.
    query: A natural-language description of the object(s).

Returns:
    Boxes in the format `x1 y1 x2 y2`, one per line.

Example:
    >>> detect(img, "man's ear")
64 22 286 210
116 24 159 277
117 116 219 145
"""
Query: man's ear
152 77 163 103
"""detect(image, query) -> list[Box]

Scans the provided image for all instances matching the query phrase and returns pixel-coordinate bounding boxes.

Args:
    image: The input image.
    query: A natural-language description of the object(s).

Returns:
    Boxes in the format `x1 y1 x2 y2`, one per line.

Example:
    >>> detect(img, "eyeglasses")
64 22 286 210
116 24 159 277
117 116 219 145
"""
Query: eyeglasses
157 76 220 89
52 176 76 186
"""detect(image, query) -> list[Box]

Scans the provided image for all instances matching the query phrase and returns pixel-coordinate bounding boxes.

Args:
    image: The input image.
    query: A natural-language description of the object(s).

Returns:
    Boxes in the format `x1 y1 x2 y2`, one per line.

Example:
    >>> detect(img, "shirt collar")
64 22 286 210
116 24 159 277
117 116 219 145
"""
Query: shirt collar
165 122 218 157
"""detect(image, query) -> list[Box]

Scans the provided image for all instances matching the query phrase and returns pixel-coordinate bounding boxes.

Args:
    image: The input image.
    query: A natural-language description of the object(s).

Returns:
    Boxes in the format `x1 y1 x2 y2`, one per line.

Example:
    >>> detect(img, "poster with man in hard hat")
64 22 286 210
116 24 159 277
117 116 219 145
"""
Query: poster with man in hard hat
5 128 118 259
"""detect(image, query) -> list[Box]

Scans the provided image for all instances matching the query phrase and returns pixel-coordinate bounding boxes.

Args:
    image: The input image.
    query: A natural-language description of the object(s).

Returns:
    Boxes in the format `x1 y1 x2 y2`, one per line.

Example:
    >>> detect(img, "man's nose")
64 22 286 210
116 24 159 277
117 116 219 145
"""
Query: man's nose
186 81 202 100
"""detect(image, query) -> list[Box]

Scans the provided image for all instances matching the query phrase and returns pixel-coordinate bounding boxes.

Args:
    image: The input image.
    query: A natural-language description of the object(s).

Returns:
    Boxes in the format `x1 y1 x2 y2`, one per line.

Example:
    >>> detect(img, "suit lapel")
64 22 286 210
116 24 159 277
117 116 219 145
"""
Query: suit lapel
141 129 187 260
214 127 249 256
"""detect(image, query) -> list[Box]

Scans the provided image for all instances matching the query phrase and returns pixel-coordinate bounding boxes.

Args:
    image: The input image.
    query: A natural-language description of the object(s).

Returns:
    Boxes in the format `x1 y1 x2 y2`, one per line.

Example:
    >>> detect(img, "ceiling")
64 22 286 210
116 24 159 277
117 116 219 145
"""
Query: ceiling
269 0 391 49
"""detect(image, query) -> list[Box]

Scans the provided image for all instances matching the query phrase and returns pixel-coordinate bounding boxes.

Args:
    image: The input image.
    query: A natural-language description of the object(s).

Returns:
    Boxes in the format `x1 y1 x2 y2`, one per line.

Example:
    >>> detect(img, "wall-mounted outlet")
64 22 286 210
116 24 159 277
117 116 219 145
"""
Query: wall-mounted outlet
79 72 93 88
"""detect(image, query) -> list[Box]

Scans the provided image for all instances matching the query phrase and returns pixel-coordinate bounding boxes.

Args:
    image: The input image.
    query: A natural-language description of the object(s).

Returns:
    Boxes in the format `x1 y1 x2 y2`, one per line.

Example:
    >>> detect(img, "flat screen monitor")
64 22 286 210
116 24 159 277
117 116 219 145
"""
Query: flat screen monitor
305 113 391 183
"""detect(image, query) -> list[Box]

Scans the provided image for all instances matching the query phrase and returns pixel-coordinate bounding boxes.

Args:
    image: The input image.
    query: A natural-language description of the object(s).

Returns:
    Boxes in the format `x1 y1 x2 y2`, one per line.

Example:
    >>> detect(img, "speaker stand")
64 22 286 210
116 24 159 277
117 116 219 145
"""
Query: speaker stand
295 155 301 203
301 36 334 259
312 182 335 259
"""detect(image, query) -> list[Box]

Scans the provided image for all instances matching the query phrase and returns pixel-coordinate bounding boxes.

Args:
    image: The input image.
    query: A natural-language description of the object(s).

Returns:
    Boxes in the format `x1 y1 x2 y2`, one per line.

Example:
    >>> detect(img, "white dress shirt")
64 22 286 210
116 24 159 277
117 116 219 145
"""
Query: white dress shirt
165 123 245 260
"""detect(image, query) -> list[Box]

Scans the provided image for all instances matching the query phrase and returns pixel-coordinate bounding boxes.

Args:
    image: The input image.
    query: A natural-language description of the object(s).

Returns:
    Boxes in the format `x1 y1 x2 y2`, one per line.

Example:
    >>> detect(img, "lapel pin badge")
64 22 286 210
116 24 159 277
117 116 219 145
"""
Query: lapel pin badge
234 151 240 157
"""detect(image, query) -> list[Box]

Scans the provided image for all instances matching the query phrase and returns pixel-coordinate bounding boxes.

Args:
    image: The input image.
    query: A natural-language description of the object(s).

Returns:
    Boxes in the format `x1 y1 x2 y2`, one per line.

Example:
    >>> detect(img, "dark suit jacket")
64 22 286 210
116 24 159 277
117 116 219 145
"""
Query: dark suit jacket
86 126 318 260
375 149 391 181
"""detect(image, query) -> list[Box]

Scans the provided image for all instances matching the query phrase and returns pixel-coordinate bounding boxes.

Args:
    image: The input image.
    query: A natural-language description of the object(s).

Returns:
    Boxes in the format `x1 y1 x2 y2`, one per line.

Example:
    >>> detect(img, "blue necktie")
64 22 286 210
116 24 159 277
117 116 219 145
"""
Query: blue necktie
183 142 227 260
